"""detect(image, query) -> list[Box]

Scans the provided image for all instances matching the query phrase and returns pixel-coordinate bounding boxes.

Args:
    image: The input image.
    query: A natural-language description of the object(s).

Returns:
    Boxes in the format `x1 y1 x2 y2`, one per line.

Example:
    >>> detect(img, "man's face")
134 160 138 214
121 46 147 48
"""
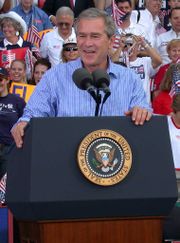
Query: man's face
76 18 114 72
146 0 162 16
168 0 180 9
116 1 132 15
21 0 33 9
56 15 73 37
170 9 180 33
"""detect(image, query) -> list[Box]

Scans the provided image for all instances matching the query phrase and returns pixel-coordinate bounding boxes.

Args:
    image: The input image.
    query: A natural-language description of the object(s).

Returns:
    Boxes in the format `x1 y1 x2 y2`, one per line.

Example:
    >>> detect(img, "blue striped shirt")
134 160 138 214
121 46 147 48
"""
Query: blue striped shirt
20 58 151 122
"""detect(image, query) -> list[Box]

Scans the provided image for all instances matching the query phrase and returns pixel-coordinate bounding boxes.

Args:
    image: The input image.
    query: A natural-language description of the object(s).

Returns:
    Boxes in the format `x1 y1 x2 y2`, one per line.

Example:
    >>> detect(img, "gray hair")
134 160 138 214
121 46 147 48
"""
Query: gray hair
74 8 116 38
56 6 74 19
0 17 24 36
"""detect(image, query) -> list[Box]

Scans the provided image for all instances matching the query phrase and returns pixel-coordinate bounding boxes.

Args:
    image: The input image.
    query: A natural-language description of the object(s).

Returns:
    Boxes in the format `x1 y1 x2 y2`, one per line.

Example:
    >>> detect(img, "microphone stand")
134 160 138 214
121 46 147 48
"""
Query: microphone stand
99 92 111 116
95 89 102 116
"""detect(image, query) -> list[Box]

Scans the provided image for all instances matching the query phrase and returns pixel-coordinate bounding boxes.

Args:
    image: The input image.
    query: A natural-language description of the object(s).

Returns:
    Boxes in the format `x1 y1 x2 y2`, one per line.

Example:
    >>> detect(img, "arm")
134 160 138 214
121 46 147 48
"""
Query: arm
94 0 106 10
11 70 57 147
39 34 48 58
143 44 162 69
125 72 152 125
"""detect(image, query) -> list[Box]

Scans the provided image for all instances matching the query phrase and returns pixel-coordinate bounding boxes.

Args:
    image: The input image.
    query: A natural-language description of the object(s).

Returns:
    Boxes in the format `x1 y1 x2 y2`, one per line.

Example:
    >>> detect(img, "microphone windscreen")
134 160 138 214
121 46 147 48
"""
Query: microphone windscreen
92 69 110 88
72 68 93 90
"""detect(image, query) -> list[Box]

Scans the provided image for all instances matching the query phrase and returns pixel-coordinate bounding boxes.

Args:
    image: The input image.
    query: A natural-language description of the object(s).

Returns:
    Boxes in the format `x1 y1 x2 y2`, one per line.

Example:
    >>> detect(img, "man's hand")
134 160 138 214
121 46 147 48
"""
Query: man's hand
11 121 28 148
125 106 152 125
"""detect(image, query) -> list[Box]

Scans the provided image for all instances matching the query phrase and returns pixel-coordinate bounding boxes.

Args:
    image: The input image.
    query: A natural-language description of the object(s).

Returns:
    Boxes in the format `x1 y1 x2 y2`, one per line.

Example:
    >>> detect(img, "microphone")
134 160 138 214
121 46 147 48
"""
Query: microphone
72 68 97 102
92 69 111 103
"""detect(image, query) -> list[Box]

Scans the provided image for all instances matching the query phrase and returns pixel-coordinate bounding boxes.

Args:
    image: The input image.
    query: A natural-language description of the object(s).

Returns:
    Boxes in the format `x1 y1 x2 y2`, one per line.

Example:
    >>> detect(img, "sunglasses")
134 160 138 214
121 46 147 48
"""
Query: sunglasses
64 47 78 52
57 22 70 27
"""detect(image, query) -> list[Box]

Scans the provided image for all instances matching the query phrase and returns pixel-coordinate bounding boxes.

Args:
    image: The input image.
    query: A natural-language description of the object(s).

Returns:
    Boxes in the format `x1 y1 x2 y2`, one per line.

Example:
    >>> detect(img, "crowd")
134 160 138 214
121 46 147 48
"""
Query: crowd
0 0 180 242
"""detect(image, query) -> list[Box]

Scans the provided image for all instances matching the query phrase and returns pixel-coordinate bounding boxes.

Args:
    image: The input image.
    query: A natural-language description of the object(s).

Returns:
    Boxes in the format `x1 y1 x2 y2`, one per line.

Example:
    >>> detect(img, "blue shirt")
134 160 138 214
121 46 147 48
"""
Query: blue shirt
12 5 53 32
19 58 151 122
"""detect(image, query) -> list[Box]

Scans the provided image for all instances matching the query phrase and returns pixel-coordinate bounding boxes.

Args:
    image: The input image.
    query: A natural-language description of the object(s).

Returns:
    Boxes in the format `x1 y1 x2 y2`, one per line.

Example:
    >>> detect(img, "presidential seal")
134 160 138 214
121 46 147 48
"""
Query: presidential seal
77 129 132 186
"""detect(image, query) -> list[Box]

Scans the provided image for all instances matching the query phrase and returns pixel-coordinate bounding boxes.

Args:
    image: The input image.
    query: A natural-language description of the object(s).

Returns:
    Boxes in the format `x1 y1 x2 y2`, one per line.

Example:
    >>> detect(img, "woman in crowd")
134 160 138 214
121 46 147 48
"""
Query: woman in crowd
9 59 27 84
152 63 180 115
61 39 79 63
0 67 26 180
0 11 31 50
153 39 180 98
30 58 51 85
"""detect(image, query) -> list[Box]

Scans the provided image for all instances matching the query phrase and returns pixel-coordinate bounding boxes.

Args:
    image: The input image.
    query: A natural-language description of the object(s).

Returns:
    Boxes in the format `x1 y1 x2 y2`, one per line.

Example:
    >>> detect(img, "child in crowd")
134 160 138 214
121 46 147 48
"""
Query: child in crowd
0 67 26 181
30 58 51 85
168 93 180 169
9 59 27 84
153 39 180 98
61 39 79 63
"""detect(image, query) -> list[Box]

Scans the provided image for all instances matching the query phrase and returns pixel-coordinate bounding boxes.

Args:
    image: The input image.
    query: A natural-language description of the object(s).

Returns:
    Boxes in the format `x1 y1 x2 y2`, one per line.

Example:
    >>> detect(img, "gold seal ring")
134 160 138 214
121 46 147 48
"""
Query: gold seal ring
77 129 132 186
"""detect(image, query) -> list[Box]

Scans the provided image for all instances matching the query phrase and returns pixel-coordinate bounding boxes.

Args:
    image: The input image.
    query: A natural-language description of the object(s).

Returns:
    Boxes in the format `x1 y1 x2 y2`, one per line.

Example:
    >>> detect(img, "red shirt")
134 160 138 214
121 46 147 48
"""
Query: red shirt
153 63 170 91
152 91 173 115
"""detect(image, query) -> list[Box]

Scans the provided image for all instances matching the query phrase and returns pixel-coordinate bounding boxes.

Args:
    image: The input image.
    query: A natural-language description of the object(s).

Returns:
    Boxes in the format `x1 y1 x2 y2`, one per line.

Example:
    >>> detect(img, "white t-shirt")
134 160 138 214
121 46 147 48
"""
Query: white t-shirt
167 116 180 169
131 9 160 47
129 57 156 104
40 27 76 66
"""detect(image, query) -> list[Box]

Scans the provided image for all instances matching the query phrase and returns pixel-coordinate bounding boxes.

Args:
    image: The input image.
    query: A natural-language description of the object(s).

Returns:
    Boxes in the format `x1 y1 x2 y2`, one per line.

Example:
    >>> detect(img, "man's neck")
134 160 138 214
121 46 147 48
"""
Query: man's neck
22 4 32 13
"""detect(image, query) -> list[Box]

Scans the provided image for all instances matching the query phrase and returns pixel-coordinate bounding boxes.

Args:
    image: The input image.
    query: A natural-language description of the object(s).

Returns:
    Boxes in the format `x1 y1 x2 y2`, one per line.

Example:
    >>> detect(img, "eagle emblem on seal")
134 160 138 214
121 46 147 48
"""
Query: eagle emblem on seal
93 143 118 173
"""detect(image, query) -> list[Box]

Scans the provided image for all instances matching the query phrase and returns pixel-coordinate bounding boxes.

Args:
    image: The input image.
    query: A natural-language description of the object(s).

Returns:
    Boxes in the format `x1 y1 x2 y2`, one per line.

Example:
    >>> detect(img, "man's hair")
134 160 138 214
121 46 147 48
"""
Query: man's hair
74 8 116 38
169 7 180 18
115 0 132 7
56 6 74 19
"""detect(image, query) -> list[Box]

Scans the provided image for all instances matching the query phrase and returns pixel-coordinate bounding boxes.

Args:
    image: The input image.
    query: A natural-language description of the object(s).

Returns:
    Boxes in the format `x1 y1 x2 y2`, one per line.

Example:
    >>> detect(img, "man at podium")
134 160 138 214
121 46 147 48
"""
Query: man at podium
11 7 152 148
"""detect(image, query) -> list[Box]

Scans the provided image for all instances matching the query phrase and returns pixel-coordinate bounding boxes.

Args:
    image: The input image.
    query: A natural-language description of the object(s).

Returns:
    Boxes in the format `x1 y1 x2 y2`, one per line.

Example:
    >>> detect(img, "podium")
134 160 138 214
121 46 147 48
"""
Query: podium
6 116 178 243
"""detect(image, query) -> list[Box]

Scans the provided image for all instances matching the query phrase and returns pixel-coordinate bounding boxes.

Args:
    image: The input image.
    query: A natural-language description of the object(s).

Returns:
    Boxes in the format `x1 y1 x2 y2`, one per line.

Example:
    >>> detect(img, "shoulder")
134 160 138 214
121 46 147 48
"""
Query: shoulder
33 5 49 17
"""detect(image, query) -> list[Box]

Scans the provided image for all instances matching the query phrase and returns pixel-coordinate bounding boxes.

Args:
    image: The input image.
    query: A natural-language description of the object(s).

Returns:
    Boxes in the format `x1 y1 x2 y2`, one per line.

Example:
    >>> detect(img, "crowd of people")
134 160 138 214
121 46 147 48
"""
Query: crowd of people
0 0 180 242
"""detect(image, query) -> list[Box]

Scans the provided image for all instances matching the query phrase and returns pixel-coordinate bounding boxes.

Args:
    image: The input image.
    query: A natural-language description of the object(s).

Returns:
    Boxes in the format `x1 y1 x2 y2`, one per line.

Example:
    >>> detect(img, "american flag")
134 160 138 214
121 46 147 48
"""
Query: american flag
0 173 7 204
112 0 126 27
27 25 41 47
169 63 180 97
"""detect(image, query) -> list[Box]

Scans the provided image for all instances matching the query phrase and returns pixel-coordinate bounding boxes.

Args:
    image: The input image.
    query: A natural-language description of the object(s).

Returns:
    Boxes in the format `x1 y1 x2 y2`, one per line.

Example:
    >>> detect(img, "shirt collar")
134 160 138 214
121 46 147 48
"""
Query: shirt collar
4 36 23 47
170 28 180 37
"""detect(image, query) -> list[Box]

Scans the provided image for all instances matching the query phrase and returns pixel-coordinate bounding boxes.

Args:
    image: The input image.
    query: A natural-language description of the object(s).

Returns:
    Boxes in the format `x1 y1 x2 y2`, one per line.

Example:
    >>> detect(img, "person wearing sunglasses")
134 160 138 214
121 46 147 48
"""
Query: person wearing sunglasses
61 38 79 63
40 6 76 66
0 67 26 180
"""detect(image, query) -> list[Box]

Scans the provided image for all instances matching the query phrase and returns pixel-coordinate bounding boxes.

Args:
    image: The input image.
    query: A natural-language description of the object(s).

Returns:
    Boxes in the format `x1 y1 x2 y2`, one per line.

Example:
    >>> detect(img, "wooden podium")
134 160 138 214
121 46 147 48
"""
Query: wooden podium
6 117 178 243
18 217 163 243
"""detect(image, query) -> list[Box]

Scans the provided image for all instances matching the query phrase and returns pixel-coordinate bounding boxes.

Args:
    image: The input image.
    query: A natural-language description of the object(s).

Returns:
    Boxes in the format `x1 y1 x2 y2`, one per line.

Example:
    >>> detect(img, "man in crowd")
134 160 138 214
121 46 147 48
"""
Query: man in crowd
12 0 53 31
114 0 149 41
40 6 76 66
163 0 180 31
156 7 180 64
131 0 163 47
11 8 152 148
42 0 95 25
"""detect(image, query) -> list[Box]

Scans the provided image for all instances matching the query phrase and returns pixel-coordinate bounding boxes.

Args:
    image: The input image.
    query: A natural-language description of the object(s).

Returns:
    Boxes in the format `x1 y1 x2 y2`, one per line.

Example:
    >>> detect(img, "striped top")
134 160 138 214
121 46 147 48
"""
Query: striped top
19 58 151 122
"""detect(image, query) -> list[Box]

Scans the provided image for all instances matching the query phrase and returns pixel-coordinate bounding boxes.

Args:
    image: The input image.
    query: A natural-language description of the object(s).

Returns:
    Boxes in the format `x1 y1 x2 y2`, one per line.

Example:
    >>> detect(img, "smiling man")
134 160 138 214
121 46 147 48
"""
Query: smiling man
40 6 76 66
11 8 152 148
